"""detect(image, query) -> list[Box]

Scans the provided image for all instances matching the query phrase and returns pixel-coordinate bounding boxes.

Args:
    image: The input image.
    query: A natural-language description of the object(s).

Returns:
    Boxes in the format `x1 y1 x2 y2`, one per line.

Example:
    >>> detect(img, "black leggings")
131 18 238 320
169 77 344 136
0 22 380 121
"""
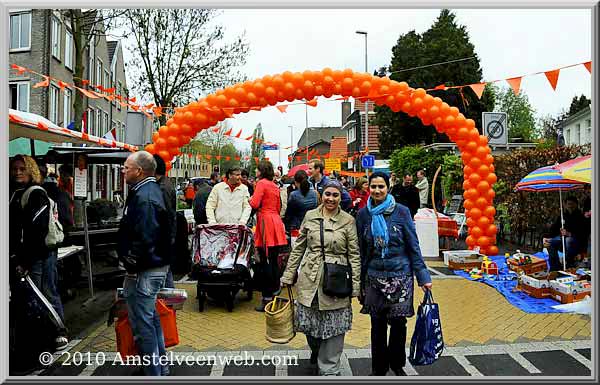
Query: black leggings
257 246 281 299
370 315 407 375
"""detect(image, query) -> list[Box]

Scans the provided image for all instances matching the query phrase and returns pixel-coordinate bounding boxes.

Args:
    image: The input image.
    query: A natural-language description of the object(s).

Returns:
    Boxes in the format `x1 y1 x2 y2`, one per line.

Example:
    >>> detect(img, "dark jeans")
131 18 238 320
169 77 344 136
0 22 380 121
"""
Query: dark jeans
124 267 169 376
256 246 281 299
548 236 580 271
30 250 66 328
164 268 175 289
370 314 407 375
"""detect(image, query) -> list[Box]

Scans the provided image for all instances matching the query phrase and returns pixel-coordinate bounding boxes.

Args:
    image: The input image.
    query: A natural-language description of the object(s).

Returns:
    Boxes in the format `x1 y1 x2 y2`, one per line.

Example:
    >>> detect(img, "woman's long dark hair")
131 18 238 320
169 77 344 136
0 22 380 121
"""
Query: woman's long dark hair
294 170 310 196
257 160 275 181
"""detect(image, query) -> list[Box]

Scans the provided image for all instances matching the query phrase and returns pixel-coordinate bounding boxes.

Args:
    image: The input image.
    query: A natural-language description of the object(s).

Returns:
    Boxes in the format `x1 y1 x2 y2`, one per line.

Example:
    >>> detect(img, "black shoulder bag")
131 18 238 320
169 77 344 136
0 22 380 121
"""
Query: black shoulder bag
320 218 352 298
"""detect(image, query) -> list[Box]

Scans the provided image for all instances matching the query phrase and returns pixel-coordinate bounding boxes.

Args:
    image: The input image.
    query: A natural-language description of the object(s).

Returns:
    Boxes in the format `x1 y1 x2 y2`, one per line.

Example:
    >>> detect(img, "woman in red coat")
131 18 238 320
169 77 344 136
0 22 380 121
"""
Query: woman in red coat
250 160 288 311
349 177 370 213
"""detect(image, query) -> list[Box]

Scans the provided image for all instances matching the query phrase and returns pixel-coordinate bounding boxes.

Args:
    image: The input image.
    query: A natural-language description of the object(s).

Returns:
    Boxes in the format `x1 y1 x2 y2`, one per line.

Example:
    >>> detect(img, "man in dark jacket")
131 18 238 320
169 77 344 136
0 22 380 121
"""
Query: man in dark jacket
307 159 352 210
192 179 212 225
153 154 177 289
390 174 420 218
118 151 171 376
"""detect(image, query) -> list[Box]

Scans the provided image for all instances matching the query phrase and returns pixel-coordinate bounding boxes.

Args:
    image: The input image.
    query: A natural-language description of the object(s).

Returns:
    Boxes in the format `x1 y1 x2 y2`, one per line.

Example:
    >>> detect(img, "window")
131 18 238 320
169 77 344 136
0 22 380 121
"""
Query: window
9 81 30 112
104 69 110 90
121 122 126 143
117 81 122 110
49 85 60 124
574 123 581 146
51 17 61 59
95 109 102 137
565 129 570 145
103 112 109 135
96 59 103 88
586 119 591 144
347 123 356 144
111 120 117 139
87 107 94 134
10 12 31 50
65 30 73 70
63 88 72 127
88 36 95 82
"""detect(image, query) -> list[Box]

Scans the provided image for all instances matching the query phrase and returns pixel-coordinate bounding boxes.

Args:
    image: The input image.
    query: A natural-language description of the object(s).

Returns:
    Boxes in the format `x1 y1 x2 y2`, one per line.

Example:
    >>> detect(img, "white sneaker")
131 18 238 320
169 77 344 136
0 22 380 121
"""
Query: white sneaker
55 336 69 351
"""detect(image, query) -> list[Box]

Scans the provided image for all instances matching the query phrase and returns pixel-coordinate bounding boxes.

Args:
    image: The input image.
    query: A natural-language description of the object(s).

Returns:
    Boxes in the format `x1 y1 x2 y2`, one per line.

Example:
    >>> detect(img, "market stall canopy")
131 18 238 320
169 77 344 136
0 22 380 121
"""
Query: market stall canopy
514 165 584 192
50 146 132 165
9 109 138 151
553 155 592 184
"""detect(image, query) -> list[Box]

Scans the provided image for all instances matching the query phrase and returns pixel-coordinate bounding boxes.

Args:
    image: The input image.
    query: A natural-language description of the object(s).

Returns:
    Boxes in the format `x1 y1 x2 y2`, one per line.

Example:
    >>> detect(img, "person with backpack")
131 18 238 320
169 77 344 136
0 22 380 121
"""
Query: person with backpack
9 155 68 352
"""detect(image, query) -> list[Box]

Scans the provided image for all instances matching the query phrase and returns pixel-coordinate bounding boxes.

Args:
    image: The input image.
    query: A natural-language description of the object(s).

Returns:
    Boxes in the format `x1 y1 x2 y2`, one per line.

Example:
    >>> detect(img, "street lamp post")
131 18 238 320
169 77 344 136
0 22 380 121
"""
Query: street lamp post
305 103 309 165
356 30 368 158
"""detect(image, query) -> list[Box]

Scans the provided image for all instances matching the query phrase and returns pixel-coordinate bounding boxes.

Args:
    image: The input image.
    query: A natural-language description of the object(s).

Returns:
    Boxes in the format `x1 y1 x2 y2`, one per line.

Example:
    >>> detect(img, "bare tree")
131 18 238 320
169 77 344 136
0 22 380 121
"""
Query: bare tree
120 9 249 125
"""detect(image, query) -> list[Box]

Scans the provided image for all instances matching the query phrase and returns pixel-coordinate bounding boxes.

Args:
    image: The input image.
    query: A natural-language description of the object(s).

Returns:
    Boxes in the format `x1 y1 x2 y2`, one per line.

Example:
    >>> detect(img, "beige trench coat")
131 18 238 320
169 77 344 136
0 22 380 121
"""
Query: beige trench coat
281 205 361 311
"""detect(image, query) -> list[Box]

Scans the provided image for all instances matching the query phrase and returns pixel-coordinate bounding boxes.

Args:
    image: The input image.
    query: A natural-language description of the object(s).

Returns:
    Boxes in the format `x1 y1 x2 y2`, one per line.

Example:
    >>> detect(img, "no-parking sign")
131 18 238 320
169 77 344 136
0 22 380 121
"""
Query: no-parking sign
482 112 508 145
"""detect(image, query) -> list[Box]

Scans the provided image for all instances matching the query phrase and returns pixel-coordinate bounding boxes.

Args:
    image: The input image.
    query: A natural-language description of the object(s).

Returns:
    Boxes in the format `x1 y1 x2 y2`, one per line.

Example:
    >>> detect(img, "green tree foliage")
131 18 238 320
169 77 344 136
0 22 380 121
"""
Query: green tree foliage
249 123 265 176
493 85 536 142
440 153 463 203
493 144 590 242
568 94 591 116
375 9 495 156
388 145 445 183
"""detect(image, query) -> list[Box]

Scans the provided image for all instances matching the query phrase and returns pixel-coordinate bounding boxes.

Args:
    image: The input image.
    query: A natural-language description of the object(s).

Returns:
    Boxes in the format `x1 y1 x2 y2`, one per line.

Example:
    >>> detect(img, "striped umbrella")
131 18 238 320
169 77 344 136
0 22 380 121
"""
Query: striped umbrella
515 165 585 270
553 155 592 184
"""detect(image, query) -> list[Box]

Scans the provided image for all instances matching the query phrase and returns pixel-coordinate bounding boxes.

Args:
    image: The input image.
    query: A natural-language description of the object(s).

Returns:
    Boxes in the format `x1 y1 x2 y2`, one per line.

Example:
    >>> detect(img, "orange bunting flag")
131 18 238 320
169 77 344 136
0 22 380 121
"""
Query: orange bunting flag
223 128 233 136
131 105 140 112
250 106 261 111
244 135 253 141
469 83 486 99
187 153 193 158
235 156 241 161
583 61 592 74
11 64 27 74
205 155 212 160
96 85 105 92
306 98 318 107
234 129 243 138
265 157 270 161
152 106 163 116
33 76 50 88
254 138 263 144
144 103 155 110
276 105 288 113
37 121 49 131
434 84 447 90
82 80 90 86
244 156 250 160
544 69 560 90
225 156 231 161
76 86 101 99
334 96 350 101
104 87 115 94
212 127 220 133
56 80 68 90
506 77 522 95
216 155 222 160
129 97 137 103
254 157 259 162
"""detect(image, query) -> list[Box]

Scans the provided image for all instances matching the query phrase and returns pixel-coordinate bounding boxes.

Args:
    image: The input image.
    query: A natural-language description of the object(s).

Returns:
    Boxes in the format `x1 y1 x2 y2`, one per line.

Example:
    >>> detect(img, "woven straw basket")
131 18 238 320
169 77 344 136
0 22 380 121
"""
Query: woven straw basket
265 286 296 344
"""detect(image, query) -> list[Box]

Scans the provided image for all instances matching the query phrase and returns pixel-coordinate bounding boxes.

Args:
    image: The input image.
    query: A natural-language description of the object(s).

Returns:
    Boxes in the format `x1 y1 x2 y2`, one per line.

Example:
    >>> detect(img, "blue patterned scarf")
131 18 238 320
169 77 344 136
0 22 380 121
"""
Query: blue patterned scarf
367 194 395 258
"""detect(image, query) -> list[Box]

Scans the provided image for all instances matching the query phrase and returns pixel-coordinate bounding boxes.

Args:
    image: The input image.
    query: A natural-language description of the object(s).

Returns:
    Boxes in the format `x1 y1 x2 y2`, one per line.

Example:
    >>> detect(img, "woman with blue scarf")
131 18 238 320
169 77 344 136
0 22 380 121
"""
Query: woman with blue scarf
356 172 432 376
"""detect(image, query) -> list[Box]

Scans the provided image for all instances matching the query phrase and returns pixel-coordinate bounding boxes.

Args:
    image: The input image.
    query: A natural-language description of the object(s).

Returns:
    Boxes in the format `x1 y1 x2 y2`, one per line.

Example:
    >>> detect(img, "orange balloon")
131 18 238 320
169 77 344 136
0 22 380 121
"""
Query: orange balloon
475 146 488 159
465 141 478 153
158 150 170 161
477 165 490 177
477 181 491 193
272 75 285 89
449 106 460 116
457 127 469 139
342 68 354 78
444 115 456 128
155 137 168 149
145 144 156 154
477 216 491 229
469 157 482 169
485 224 497 237
463 179 473 190
470 207 482 219
314 85 325 96
414 88 426 98
159 126 171 138
152 132 160 142
292 72 304 87
180 124 192 135
484 154 495 165
252 81 266 97
215 94 228 107
167 136 179 147
333 84 343 95
322 67 334 77
360 81 372 95
465 188 479 200
463 199 475 210
294 89 305 101
433 117 444 128
475 197 488 209
342 77 354 91
332 70 344 82
477 236 491 248
466 235 476 247
484 206 496 217
486 173 497 185
462 151 472 164
352 87 362 98
488 245 499 255
466 217 476 228
193 112 208 126
412 97 424 110
470 226 483 239
486 189 496 201
284 82 295 95
468 173 482 185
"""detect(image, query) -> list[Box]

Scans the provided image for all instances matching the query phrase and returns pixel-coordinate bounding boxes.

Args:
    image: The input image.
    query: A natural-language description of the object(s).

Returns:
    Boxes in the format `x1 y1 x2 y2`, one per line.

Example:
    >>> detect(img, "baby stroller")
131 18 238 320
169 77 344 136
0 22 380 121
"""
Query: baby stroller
191 224 254 312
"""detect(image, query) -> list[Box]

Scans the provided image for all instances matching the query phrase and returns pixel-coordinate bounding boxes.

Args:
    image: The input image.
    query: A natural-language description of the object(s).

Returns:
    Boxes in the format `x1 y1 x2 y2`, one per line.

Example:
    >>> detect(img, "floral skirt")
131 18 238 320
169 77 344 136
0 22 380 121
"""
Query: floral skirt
360 274 415 319
294 294 352 340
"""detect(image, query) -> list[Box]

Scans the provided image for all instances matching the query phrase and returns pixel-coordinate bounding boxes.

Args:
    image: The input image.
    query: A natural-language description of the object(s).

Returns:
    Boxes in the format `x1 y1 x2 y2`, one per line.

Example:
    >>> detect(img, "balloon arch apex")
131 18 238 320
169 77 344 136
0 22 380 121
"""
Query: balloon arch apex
145 68 498 255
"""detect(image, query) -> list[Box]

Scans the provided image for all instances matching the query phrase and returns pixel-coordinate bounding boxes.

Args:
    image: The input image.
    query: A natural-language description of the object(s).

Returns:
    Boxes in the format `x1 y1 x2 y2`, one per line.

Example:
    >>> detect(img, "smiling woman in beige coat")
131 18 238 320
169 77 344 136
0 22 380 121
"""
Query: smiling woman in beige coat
280 180 361 376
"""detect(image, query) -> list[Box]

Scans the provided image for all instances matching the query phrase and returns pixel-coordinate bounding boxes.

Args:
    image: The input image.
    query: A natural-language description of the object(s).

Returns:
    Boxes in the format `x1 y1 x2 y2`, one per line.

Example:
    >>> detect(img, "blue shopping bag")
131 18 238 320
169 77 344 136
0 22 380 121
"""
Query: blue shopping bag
408 290 444 366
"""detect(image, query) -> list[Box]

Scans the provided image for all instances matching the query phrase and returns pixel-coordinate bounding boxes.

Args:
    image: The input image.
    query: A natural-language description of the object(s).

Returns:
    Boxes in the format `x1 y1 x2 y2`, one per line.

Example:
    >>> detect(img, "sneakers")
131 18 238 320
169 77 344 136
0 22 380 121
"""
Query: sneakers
55 336 69 351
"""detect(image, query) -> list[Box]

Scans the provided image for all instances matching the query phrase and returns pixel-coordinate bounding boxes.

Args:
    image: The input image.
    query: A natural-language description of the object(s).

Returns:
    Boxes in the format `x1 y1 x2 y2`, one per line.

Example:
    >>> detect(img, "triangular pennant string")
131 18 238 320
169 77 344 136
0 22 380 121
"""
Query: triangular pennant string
468 83 486 99
506 77 522 95
544 69 561 90
584 61 592 74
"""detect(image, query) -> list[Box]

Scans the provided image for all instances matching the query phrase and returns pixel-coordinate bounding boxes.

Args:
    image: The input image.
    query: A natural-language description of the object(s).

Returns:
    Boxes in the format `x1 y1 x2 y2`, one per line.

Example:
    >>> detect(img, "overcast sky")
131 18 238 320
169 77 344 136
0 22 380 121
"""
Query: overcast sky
205 8 591 170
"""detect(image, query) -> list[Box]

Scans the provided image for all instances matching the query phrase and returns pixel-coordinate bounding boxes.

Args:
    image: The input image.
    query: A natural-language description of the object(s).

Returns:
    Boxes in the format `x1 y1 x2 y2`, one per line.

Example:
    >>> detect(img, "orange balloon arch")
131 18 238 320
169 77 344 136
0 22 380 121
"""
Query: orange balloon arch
145 68 498 255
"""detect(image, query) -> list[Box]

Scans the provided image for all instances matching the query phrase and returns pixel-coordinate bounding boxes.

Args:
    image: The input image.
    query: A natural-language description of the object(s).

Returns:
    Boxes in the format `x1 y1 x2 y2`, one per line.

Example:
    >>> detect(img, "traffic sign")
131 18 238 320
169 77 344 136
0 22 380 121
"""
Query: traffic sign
482 112 508 145
362 155 375 168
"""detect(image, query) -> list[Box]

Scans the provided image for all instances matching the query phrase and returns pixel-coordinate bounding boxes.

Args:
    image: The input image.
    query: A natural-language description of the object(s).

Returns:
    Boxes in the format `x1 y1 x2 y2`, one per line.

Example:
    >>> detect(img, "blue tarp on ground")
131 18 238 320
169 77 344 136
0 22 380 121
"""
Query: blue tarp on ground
453 252 568 313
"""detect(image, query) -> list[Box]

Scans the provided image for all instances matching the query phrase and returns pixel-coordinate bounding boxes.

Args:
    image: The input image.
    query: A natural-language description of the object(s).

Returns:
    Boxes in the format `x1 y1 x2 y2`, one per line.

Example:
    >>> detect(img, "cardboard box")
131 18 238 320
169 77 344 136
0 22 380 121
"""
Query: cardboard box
507 255 547 275
517 271 556 299
446 251 485 270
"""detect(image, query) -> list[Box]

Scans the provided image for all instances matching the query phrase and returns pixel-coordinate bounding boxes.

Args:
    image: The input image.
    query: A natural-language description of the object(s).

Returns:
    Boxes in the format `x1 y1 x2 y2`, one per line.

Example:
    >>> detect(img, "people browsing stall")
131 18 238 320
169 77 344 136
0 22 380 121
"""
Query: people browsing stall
250 161 288 312
390 174 420 218
284 170 319 235
415 169 430 209
205 168 251 225
118 151 171 376
9 155 69 352
280 180 361 376
356 172 432 376
192 179 212 225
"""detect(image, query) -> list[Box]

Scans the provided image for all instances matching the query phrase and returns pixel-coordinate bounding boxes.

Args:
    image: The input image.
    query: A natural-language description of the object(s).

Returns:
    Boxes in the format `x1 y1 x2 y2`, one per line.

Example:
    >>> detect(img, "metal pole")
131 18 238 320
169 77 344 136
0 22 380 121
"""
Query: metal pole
82 199 94 298
559 188 567 271
305 104 309 164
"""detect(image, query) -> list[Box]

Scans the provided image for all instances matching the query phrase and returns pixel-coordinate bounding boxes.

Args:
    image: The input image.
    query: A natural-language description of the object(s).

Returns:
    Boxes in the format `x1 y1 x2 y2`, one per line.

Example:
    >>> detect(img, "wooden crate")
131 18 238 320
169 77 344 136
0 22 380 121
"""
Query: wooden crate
507 257 547 275
551 290 591 304
516 282 553 299
448 260 482 270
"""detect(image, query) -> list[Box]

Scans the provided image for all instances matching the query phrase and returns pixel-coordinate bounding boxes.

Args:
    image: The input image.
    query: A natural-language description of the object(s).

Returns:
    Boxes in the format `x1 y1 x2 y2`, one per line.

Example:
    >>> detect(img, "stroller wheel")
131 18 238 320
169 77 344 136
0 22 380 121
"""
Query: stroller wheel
225 291 235 312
